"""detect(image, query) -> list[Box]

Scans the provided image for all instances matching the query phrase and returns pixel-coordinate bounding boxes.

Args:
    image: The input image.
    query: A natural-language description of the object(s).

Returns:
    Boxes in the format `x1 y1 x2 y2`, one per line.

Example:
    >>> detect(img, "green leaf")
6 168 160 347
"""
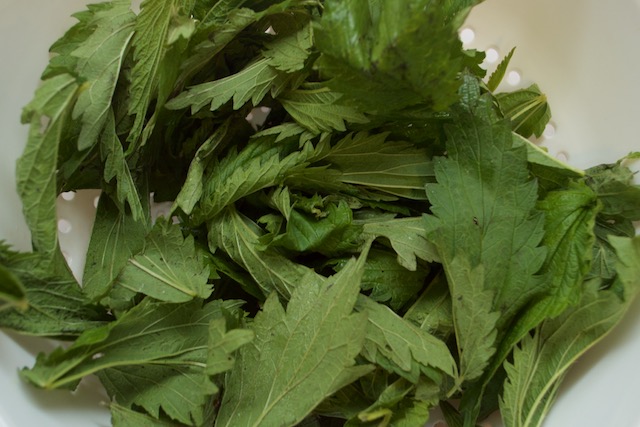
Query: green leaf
424 93 546 331
99 318 252 426
472 181 601 415
336 248 429 311
0 250 107 337
586 160 640 221
486 47 515 92
266 199 363 256
16 73 79 258
197 137 317 221
356 295 457 384
315 0 471 112
0 250 28 311
588 218 635 286
216 254 372 427
534 181 600 314
167 58 282 113
102 365 210 426
83 195 149 301
42 6 104 79
511 132 584 193
361 217 440 271
173 122 230 215
100 109 146 220
609 235 640 300
495 84 551 138
280 86 369 134
321 132 435 200
263 21 313 73
114 219 211 303
20 298 237 390
404 272 454 341
209 207 323 300
128 0 184 147
500 275 640 427
447 257 499 383
71 0 136 150
349 378 416 426
111 403 179 427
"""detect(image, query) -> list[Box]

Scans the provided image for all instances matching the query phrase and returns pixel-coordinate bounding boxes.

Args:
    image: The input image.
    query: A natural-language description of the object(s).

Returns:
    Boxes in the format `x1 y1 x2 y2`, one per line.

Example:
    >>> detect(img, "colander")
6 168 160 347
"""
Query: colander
1 1 639 426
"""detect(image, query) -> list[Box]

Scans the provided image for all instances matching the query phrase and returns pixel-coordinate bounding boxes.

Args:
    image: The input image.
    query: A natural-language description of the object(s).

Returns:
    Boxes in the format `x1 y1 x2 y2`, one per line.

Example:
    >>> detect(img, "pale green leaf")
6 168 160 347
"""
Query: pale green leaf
111 403 178 427
101 365 210 426
20 298 238 390
280 87 369 134
83 195 149 301
322 132 435 200
263 21 313 72
500 276 639 427
71 1 136 150
208 207 323 299
115 219 211 303
99 318 252 426
357 295 457 384
404 272 454 341
173 122 229 215
216 254 371 427
167 58 281 114
197 137 316 221
0 254 107 337
17 73 78 258
361 217 440 271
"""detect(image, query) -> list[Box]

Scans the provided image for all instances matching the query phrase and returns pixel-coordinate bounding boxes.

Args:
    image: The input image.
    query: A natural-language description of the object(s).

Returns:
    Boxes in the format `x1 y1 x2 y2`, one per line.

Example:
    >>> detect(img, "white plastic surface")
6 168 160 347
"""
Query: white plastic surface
1 1 639 426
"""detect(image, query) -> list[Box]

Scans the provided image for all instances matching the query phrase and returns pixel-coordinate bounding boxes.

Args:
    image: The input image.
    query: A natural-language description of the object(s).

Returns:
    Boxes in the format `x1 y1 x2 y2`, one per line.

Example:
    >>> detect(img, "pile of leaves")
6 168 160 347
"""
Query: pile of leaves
1 0 640 426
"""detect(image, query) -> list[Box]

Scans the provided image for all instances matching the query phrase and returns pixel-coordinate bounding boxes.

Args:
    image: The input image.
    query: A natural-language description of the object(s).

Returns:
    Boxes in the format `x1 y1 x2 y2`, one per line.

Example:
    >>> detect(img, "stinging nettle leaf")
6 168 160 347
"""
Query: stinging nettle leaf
71 0 136 150
83 195 149 302
114 219 212 303
167 58 282 114
216 252 372 427
500 257 640 427
127 0 185 148
208 206 323 299
495 84 551 139
280 86 369 134
17 73 79 259
263 21 313 73
0 253 108 337
110 402 184 427
197 137 317 222
173 122 230 215
20 298 238 390
100 109 146 221
99 317 252 426
361 217 440 271
356 295 457 384
486 47 515 92
321 132 435 200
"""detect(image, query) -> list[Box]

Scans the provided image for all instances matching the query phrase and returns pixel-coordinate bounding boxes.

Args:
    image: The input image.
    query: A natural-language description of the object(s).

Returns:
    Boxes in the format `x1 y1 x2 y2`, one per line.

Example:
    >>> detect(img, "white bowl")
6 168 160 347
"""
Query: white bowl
1 1 639 426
